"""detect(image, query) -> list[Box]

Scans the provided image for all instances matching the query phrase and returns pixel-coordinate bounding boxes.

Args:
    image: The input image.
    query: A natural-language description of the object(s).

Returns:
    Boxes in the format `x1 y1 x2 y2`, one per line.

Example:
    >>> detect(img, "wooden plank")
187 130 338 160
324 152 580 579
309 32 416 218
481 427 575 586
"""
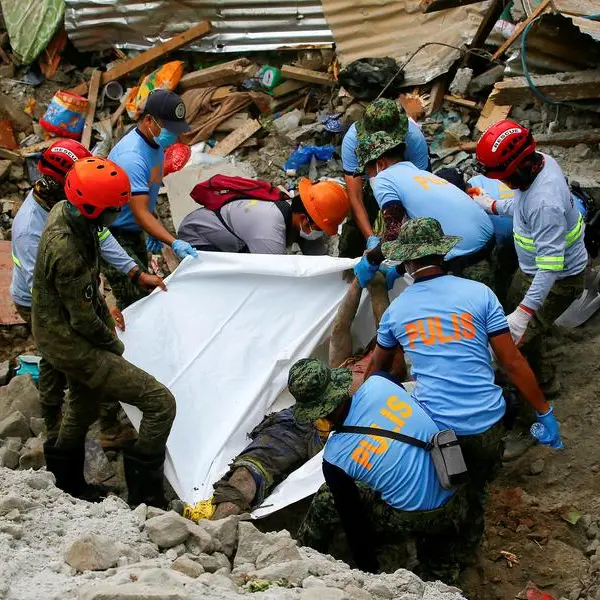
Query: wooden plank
81 69 102 149
0 147 23 163
272 80 308 98
18 139 54 156
179 58 256 91
475 98 511 133
70 21 212 96
492 0 551 60
469 0 506 50
444 95 479 109
280 65 334 86
208 119 261 157
215 112 250 132
420 0 486 12
426 78 447 116
110 92 129 127
489 69 600 105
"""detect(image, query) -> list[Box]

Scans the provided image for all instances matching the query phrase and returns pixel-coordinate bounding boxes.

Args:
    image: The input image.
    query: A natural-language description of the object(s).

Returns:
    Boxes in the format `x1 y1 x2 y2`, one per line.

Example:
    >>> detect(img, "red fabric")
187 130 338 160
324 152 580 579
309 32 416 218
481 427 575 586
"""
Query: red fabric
190 175 285 211
164 143 191 176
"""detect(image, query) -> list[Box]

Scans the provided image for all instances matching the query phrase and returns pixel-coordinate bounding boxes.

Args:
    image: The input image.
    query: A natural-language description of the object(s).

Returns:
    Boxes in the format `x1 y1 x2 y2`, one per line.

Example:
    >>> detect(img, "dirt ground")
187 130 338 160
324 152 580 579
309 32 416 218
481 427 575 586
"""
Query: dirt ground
461 311 600 599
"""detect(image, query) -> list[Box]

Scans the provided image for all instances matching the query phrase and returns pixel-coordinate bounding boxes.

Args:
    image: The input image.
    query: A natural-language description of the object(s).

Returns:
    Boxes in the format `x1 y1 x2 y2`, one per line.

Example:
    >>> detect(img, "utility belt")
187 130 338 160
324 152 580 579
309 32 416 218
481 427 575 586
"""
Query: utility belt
443 236 495 275
334 425 469 490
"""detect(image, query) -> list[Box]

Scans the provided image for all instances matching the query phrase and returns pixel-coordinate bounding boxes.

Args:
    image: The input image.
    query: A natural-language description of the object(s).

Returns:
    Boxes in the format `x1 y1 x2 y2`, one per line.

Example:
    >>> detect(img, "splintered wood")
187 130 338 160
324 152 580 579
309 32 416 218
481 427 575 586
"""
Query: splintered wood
209 120 261 157
476 99 511 133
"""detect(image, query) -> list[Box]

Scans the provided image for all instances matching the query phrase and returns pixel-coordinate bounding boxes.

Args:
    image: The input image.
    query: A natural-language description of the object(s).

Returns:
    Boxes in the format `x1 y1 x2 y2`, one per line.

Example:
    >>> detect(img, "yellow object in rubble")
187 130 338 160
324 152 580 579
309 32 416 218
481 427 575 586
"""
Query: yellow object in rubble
182 499 216 522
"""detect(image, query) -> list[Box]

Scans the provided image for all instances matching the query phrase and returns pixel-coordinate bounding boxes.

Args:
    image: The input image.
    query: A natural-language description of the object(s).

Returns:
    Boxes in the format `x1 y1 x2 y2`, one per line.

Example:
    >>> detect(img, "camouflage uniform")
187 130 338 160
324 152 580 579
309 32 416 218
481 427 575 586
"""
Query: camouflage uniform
103 229 149 310
31 201 175 455
340 100 409 259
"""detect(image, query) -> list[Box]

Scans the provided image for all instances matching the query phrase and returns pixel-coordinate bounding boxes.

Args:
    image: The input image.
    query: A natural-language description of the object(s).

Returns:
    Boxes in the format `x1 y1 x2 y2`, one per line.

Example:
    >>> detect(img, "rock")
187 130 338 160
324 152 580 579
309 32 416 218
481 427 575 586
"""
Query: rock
185 521 214 555
586 540 600 556
301 589 347 600
0 445 20 469
0 360 9 385
171 555 204 578
8 164 24 182
579 514 593 530
5 509 20 520
195 514 240 558
146 506 166 519
29 416 46 436
568 587 581 600
197 572 238 592
588 523 600 540
144 511 191 548
364 580 393 599
303 576 327 589
194 552 231 573
468 64 505 95
138 543 160 559
0 160 11 182
530 459 545 476
449 68 473 96
0 523 22 538
133 503 147 524
0 493 35 514
342 103 365 126
79 584 187 600
0 375 41 422
19 437 45 470
233 521 270 567
64 533 121 571
345 584 372 600
256 535 302 569
252 559 312 586
24 471 55 490
0 411 31 440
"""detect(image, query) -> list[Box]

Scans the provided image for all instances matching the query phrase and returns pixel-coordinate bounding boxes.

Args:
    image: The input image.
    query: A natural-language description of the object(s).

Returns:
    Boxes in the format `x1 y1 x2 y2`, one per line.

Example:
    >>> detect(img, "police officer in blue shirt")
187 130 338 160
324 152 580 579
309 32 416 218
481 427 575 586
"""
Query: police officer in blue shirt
292 358 468 583
365 217 563 552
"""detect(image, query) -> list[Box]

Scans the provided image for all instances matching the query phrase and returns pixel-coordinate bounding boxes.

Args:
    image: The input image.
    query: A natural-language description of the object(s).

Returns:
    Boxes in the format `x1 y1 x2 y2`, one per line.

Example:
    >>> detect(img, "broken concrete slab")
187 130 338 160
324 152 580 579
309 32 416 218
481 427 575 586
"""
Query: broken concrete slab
65 533 121 571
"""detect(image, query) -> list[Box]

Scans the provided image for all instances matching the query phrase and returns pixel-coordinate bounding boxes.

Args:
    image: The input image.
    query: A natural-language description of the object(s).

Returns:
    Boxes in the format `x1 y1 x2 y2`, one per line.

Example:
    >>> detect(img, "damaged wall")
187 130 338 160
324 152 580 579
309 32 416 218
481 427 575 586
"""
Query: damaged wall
64 0 334 54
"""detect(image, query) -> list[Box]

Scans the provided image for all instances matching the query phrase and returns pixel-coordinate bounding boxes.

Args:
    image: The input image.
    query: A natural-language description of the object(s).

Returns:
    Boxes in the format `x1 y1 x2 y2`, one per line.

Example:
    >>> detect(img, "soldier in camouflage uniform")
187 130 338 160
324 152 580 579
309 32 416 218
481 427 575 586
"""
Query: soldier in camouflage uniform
365 218 562 556
32 157 176 506
291 358 470 584
340 98 430 258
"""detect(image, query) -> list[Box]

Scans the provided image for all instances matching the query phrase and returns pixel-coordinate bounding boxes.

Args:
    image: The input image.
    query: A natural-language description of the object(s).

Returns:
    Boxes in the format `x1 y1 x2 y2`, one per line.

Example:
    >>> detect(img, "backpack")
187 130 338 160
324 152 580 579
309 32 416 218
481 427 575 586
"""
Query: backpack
190 175 286 210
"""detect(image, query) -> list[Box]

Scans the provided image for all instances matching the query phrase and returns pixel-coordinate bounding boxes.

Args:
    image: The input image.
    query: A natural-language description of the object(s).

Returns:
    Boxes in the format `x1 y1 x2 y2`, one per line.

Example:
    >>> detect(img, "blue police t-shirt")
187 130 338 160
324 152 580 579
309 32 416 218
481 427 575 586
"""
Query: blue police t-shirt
342 121 430 174
372 162 494 259
108 129 164 232
324 373 455 511
377 274 507 435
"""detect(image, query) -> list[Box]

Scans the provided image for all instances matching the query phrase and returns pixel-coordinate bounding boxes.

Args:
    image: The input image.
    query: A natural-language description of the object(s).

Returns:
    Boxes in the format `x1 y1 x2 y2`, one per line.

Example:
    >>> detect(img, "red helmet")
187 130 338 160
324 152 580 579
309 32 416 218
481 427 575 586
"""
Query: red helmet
476 119 536 180
38 139 92 185
65 157 131 220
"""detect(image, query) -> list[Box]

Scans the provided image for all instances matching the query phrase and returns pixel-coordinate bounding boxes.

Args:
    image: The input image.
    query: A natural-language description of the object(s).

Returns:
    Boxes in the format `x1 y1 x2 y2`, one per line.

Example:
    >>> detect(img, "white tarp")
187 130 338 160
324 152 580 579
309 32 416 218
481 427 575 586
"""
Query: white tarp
118 252 376 514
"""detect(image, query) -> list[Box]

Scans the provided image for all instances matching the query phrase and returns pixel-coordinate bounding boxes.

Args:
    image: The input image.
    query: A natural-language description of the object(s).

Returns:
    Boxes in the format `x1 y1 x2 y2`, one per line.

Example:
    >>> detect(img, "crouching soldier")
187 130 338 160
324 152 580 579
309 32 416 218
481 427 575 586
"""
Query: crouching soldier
294 358 470 584
32 157 176 507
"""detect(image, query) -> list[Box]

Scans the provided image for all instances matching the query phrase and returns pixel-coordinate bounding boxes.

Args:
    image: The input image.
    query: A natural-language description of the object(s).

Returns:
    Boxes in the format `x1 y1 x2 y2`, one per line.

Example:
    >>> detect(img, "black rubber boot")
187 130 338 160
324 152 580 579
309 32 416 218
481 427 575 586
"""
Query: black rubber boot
43 441 106 502
123 448 167 509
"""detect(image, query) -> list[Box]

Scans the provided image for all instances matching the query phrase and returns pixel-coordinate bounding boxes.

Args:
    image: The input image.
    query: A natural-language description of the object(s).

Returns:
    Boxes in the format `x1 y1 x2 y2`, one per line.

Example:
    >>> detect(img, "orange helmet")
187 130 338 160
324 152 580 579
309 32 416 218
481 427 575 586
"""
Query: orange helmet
65 157 131 220
298 179 350 236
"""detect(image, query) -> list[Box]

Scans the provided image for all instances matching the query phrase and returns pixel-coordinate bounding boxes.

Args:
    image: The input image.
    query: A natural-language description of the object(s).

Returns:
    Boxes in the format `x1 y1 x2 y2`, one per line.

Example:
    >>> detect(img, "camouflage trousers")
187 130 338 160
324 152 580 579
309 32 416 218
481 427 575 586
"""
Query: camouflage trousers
49 349 176 456
103 229 149 310
457 420 505 554
298 484 469 584
507 268 585 393
14 304 121 439
338 185 380 259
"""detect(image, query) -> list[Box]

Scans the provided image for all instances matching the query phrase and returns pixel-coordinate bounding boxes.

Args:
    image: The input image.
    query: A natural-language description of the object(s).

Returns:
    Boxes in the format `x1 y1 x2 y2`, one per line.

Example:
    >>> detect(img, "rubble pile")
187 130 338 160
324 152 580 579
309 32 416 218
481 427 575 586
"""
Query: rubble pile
0 465 466 600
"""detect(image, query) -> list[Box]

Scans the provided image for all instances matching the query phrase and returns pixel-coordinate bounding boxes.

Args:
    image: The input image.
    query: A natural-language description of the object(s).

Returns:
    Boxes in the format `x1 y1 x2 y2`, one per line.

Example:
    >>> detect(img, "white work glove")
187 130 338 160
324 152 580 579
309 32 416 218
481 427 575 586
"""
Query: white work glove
466 186 496 214
506 304 534 345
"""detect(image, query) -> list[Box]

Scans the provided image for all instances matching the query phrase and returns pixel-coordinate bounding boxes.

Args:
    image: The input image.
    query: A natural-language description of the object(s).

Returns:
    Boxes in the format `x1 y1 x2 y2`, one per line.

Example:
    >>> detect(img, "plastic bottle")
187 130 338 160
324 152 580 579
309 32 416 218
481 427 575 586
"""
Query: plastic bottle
530 422 563 449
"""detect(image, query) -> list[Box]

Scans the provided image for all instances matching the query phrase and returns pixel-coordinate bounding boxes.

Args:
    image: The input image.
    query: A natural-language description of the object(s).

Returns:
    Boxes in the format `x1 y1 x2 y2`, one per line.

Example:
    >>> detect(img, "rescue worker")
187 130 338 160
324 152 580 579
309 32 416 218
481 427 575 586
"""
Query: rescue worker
106 89 198 309
340 98 430 258
365 217 562 552
10 139 165 442
33 157 176 507
177 179 350 255
293 358 469 583
471 120 588 395
352 130 495 289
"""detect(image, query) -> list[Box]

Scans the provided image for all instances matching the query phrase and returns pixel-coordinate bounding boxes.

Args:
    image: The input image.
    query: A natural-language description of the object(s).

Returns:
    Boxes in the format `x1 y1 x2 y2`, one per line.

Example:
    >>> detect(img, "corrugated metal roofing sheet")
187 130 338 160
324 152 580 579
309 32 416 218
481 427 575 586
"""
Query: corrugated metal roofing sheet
522 0 600 41
64 0 334 53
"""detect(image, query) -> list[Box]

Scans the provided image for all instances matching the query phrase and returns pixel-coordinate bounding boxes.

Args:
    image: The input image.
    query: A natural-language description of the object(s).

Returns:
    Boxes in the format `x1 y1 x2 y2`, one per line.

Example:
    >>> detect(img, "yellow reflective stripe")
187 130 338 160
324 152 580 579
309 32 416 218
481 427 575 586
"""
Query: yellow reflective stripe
536 256 565 271
11 252 22 268
97 228 111 242
513 232 535 252
565 213 584 247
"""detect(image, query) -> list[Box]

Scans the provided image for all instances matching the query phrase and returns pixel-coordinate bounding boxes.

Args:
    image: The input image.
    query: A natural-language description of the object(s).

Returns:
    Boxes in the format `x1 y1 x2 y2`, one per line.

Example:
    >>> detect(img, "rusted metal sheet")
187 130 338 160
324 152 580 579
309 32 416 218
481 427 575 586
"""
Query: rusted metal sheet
523 0 600 41
64 0 334 53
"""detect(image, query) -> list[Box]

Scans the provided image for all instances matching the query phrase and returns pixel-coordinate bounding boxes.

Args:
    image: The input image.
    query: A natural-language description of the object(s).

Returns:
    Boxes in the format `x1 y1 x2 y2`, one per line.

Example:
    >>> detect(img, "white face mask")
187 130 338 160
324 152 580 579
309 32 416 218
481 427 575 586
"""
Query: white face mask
404 264 438 285
299 228 325 241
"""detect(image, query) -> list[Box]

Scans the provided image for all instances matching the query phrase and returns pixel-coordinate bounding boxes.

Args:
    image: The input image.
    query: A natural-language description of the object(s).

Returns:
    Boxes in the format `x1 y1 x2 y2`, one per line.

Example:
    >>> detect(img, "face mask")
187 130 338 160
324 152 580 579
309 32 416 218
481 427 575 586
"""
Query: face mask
299 228 325 241
154 128 178 149
404 264 438 285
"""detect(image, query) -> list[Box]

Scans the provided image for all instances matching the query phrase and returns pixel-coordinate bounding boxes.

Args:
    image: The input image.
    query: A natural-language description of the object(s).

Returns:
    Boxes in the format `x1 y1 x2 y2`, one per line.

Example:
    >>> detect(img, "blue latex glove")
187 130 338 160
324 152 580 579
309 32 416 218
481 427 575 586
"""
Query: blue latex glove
366 235 381 250
172 239 199 259
379 265 401 290
145 236 163 253
354 255 379 288
532 407 563 449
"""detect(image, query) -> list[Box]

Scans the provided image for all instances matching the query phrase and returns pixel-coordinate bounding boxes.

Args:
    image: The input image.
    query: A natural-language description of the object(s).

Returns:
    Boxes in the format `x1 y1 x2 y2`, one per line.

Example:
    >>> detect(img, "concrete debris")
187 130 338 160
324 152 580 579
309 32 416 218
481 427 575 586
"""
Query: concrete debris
18 436 45 470
0 410 31 440
449 68 474 97
0 375 41 423
144 511 191 548
64 533 121 571
194 514 240 558
171 555 205 578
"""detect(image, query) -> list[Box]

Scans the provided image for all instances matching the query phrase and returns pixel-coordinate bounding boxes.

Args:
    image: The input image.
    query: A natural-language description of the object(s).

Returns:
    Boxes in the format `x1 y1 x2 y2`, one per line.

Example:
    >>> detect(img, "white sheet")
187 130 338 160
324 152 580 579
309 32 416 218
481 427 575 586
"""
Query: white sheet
118 252 377 509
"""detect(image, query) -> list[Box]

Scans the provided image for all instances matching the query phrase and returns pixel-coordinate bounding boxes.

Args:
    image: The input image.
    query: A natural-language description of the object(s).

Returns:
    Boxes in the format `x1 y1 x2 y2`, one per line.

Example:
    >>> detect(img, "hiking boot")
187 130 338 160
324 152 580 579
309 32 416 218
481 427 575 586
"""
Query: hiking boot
123 447 167 509
43 441 107 502
97 421 138 450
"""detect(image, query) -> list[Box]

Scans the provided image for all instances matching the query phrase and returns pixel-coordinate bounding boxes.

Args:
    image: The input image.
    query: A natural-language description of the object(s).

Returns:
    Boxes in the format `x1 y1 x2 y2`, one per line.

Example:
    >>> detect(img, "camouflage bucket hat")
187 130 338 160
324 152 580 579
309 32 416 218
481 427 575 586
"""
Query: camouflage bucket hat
356 130 406 174
288 358 353 424
381 217 462 261
356 99 408 141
